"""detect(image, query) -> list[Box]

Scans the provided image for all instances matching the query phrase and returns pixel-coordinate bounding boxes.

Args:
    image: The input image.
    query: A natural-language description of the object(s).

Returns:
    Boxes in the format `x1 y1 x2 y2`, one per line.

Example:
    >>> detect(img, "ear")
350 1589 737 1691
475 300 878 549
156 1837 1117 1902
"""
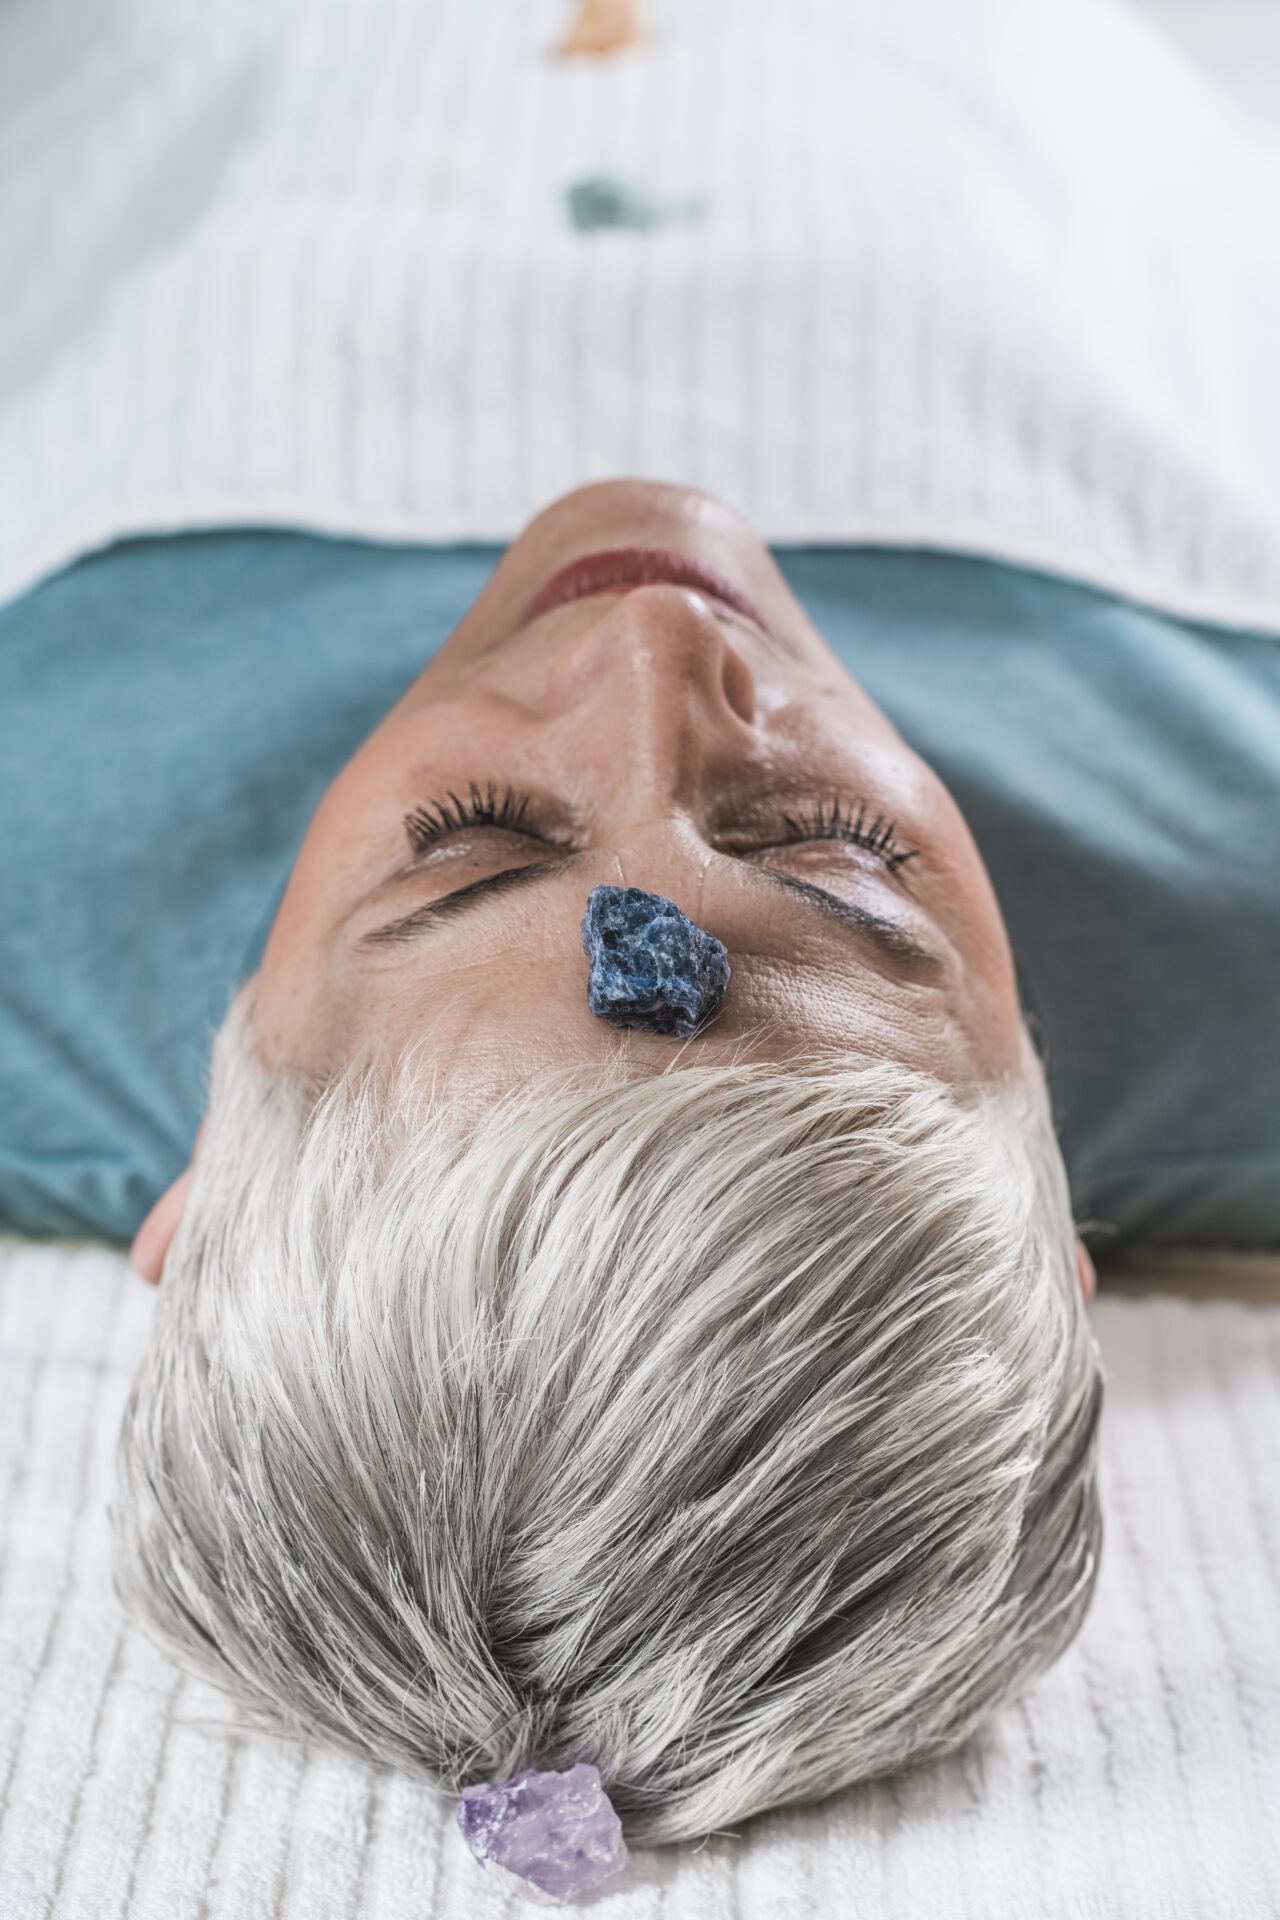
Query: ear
130 1120 205 1285
1075 1238 1097 1306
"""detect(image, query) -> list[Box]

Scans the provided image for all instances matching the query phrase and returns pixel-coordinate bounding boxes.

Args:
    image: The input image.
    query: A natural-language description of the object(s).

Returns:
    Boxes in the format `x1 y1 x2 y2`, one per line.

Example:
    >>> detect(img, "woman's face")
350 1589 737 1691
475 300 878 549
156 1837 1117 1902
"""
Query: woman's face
251 479 1028 1100
133 480 1096 1301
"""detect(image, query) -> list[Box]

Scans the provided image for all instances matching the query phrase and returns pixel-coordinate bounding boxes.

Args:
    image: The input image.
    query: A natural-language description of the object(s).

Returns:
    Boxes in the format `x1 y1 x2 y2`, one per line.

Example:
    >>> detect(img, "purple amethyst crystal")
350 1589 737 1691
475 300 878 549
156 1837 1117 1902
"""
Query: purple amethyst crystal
581 884 730 1037
456 1762 629 1901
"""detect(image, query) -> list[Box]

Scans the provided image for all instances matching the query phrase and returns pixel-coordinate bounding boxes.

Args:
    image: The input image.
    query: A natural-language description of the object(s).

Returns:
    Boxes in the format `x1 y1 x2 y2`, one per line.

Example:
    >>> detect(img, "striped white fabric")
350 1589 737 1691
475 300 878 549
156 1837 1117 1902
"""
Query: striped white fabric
0 1241 1276 1919
3 0 1280 628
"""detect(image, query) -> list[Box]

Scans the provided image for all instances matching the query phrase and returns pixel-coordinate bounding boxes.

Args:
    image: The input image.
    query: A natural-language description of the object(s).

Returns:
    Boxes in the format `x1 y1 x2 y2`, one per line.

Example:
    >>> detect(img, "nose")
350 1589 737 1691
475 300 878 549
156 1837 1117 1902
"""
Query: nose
550 586 758 798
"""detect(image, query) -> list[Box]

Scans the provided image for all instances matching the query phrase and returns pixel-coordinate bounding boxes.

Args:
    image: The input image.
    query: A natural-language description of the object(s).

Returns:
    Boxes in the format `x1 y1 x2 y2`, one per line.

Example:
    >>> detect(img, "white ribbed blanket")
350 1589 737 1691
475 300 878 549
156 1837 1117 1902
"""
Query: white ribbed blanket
0 1242 1276 1919
3 0 1280 628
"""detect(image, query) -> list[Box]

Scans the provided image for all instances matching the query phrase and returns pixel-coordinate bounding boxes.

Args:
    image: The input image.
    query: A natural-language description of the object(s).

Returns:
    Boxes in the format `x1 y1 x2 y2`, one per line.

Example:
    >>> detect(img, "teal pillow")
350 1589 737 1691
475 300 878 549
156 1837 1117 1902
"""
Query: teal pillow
1 532 1276 1251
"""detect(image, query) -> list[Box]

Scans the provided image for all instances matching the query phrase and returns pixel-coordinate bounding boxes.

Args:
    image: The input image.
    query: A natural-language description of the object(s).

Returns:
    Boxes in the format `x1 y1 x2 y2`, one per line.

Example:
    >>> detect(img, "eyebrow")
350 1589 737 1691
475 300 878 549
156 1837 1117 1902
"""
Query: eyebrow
359 856 583 943
754 867 944 975
357 854 944 975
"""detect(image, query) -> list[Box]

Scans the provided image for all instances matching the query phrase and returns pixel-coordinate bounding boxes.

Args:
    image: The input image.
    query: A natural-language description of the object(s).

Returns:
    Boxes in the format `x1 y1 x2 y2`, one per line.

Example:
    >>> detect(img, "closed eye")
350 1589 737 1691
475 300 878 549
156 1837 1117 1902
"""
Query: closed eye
402 784 920 881
357 848 942 975
404 783 564 857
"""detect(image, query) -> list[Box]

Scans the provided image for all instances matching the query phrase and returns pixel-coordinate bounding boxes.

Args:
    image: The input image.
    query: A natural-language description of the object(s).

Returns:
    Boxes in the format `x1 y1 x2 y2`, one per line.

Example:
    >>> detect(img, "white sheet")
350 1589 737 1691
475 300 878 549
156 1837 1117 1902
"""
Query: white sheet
2 0 1280 630
1 1241 1276 1918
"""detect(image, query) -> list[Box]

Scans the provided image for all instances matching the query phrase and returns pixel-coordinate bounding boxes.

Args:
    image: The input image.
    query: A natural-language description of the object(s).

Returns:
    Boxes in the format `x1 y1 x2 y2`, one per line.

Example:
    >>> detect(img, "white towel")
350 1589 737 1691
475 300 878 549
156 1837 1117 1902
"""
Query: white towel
1 1241 1276 1918
2 0 1280 629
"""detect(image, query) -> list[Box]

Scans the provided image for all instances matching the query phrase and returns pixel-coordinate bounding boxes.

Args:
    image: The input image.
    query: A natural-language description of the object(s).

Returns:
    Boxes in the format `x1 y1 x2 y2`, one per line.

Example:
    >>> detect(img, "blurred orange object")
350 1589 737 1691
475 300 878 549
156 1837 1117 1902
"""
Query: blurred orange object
555 0 645 59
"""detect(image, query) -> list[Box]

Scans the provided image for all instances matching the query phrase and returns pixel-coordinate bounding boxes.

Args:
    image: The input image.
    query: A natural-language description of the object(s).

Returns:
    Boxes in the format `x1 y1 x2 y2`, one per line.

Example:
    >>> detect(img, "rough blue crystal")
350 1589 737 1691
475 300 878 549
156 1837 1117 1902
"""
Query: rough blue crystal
456 1762 630 1901
581 885 730 1037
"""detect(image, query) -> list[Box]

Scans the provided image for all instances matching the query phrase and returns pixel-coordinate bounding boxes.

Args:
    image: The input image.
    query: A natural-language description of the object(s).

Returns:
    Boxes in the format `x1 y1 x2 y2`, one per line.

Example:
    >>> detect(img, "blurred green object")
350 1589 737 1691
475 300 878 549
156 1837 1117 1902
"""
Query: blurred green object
565 174 663 231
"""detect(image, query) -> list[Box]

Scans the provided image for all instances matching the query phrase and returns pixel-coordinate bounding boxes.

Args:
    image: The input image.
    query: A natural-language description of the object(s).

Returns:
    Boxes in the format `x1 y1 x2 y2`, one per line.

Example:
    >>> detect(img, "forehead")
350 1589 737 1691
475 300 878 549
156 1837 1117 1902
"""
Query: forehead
321 891 971 1102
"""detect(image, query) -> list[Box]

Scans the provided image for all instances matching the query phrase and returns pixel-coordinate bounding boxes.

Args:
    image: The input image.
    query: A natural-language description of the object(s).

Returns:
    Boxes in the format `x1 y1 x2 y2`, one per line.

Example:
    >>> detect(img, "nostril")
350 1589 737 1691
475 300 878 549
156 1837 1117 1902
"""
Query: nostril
611 589 759 724
720 644 757 725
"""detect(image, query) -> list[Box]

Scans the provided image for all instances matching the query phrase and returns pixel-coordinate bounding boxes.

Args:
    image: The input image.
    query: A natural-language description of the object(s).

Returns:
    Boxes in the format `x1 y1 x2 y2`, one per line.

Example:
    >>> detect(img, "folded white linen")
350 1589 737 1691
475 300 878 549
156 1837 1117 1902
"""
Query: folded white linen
0 1241 1276 1918
1 0 1280 629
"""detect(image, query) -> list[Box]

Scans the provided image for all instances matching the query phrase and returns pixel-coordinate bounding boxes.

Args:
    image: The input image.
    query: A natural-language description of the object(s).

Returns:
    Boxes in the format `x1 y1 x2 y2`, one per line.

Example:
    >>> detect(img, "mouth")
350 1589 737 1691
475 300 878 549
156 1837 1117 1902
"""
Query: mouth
522 547 767 629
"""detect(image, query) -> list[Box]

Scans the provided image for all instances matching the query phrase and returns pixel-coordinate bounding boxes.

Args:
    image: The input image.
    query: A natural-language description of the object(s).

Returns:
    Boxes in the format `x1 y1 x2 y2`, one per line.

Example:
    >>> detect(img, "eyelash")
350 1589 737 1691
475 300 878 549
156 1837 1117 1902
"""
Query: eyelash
403 783 920 873
405 783 542 852
776 798 920 875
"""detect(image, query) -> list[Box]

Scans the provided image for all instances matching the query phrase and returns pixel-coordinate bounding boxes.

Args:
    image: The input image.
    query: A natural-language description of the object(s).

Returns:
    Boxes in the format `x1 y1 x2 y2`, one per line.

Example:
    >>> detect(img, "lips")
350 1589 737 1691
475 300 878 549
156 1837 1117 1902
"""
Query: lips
522 547 766 628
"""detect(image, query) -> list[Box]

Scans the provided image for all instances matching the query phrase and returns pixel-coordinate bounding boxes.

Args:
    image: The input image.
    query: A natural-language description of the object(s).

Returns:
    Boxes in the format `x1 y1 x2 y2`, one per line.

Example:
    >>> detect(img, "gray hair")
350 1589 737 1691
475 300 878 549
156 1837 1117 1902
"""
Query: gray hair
111 980 1105 1846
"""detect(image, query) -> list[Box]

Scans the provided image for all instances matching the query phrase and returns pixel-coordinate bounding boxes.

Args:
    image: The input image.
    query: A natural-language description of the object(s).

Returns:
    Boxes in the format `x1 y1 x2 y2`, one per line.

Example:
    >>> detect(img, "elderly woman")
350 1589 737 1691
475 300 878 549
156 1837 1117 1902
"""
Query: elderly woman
3 473 1277 1867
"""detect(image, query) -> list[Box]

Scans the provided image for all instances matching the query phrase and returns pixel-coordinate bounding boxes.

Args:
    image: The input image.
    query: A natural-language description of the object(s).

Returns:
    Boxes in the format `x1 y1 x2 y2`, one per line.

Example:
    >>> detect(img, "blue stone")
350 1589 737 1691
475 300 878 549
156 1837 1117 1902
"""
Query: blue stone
580 885 730 1037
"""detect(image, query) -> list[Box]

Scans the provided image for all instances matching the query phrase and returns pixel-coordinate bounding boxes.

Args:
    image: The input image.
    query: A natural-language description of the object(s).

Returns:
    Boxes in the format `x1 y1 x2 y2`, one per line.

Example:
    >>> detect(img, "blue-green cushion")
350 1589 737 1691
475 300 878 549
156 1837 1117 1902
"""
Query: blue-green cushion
2 532 1276 1251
